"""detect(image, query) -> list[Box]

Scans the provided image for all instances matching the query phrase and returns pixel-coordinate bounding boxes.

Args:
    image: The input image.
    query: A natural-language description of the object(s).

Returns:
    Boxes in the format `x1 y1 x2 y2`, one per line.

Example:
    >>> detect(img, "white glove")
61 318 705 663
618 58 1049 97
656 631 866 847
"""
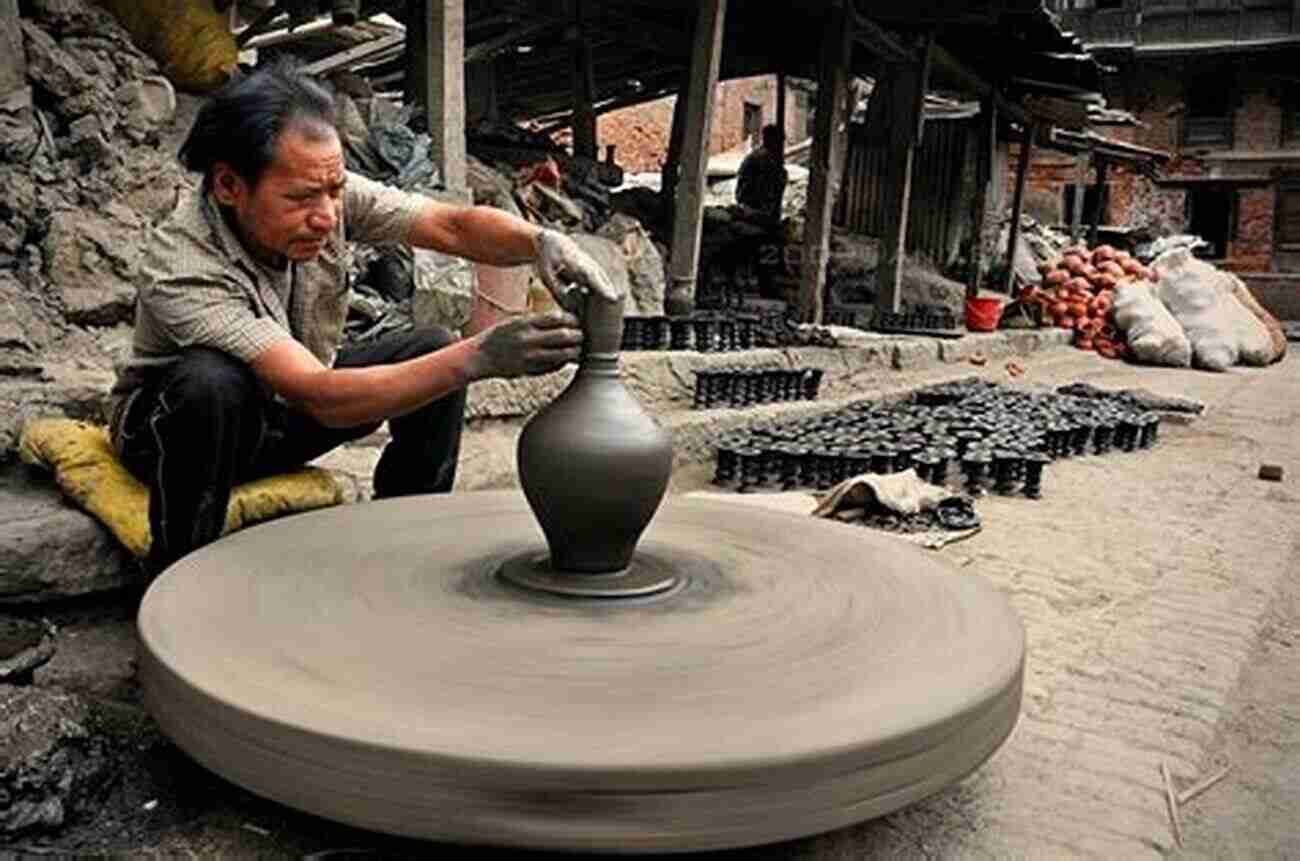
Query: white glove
533 229 624 308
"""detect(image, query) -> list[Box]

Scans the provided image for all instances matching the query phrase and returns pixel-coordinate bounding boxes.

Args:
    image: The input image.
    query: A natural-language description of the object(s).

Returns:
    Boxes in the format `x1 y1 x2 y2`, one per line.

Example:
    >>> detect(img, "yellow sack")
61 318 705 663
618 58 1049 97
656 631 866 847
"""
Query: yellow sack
18 418 346 559
94 0 238 93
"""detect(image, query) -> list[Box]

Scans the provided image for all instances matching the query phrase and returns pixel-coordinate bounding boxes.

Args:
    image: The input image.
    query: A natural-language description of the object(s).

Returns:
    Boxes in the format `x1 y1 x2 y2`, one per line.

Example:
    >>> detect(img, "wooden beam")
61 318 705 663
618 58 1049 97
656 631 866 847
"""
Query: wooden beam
874 35 934 315
570 3 598 159
848 4 915 64
966 95 996 299
465 18 563 64
426 0 466 192
1003 121 1036 295
301 33 405 76
1070 151 1090 242
1088 154 1108 247
799 0 855 324
928 42 1030 127
665 0 727 316
776 71 787 140
660 72 691 224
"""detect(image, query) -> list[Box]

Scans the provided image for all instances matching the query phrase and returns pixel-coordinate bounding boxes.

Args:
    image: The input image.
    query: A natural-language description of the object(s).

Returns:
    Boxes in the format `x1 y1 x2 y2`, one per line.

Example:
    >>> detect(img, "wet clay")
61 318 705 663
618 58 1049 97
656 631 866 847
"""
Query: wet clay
516 292 673 574
137 492 1025 853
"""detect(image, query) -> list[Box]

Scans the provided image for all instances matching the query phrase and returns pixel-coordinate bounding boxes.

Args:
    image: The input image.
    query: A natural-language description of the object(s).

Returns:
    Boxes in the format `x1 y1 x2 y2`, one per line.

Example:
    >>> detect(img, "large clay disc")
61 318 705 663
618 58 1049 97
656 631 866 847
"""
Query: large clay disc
138 492 1024 853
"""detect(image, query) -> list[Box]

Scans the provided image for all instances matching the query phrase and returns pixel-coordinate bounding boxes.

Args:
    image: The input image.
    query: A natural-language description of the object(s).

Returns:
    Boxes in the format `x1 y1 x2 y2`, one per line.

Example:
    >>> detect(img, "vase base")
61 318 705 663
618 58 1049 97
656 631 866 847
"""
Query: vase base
496 550 683 599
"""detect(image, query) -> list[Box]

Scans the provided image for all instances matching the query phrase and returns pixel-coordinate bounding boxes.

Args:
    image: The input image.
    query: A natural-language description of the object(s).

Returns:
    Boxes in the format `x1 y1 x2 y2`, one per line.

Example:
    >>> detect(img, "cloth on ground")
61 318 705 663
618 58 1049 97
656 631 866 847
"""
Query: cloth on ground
684 470 981 551
18 418 346 559
812 470 956 518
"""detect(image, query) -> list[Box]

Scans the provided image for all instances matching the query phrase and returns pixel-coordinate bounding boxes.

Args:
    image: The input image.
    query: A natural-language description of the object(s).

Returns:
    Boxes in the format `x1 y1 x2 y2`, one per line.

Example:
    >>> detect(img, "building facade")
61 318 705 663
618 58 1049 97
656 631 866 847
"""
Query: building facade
593 75 811 174
1038 1 1300 285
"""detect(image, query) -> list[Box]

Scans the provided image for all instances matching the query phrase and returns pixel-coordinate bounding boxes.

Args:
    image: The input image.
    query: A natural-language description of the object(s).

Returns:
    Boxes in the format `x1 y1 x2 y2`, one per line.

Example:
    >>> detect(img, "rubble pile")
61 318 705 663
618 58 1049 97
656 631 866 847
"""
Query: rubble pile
0 0 188 458
335 96 666 341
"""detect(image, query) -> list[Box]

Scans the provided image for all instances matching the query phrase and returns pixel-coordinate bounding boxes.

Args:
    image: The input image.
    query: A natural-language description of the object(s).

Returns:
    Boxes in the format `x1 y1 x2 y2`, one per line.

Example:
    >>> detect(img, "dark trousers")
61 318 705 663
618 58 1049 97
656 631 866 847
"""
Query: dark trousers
117 328 465 571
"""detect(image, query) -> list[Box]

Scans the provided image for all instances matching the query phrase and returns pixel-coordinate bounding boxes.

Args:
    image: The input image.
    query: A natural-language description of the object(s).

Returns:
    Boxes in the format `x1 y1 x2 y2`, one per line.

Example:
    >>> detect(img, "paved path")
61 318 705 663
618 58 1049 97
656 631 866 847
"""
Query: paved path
734 352 1300 859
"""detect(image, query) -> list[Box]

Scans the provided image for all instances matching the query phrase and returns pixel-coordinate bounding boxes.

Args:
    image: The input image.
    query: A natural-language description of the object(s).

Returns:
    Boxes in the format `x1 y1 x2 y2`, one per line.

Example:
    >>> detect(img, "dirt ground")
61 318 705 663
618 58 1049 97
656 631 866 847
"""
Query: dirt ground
4 347 1298 859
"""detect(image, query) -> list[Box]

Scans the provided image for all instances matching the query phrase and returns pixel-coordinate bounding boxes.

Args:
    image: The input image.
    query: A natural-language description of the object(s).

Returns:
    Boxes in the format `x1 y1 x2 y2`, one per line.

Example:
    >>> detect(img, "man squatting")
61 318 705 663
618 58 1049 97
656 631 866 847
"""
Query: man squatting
108 61 621 572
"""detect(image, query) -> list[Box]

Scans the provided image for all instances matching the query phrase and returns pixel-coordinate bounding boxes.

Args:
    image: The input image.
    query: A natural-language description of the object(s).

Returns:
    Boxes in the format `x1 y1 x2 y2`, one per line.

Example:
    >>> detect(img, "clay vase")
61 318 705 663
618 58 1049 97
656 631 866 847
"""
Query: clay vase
517 292 673 573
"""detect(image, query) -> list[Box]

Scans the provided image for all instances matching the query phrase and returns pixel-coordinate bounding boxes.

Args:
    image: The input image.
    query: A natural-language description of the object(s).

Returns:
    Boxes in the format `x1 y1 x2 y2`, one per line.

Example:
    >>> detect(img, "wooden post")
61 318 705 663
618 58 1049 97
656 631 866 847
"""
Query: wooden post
1088 155 1108 248
1070 151 1089 242
404 0 426 109
797 1 854 323
426 0 466 192
872 36 934 316
570 1 598 160
776 71 787 142
660 74 691 224
966 95 996 299
1002 120 1035 295
665 0 727 317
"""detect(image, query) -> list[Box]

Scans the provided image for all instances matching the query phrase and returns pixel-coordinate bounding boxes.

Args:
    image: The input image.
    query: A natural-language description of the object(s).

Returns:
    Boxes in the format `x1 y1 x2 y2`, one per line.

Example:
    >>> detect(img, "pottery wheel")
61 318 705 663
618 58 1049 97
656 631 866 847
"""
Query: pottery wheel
138 491 1024 853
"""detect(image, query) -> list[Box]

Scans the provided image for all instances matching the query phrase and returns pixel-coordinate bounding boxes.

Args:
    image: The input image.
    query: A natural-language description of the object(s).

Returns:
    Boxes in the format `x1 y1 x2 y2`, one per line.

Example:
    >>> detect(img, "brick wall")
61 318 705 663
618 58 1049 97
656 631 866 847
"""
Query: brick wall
1015 59 1296 271
1234 73 1281 152
1230 187 1275 271
593 75 808 174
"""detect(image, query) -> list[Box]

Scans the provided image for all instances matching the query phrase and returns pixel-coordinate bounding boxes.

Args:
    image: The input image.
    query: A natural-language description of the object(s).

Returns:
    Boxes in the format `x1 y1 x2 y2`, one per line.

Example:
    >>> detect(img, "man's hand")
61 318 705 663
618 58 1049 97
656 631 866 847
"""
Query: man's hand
465 310 583 380
534 229 624 308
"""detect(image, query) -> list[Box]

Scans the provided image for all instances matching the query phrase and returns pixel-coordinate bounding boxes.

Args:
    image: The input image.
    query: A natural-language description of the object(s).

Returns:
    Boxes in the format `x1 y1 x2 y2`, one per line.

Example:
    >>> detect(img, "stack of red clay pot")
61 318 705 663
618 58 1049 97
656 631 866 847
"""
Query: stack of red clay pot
1021 244 1157 360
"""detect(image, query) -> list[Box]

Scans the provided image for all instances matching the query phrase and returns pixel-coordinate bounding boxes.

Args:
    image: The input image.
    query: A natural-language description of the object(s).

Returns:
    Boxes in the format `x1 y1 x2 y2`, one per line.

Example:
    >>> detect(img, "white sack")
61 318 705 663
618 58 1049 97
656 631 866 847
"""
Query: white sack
1112 280 1192 367
1153 249 1253 371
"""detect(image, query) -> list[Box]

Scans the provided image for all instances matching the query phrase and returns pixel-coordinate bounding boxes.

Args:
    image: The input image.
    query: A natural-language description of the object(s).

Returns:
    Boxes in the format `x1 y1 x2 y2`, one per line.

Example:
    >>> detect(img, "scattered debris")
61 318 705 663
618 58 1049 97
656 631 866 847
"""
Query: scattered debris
1005 360 1025 378
1135 233 1210 264
1160 760 1183 848
969 353 988 366
1055 382 1206 416
1258 464 1284 482
1177 761 1232 806
241 822 271 836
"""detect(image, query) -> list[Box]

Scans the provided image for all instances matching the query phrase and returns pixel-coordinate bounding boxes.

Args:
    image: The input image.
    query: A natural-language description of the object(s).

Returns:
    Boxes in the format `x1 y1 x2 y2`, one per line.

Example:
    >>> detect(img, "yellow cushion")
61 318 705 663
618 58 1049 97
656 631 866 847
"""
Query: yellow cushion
18 417 346 558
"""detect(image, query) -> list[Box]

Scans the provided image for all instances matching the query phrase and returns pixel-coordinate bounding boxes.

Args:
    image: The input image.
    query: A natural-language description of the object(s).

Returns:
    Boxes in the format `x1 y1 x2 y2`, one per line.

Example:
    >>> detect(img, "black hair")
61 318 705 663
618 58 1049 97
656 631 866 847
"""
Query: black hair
179 58 338 191
761 124 784 149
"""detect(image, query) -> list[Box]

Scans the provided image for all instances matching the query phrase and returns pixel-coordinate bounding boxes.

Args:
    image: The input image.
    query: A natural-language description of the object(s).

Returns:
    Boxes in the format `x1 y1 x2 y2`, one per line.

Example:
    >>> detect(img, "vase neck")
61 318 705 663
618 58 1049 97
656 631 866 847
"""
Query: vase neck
578 354 620 376
580 293 624 357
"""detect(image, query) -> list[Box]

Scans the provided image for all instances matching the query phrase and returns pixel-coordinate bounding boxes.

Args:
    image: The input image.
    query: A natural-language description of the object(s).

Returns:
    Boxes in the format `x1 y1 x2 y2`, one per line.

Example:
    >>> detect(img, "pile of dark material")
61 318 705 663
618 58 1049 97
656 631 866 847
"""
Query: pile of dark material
692 367 823 410
871 304 962 337
711 378 1163 498
622 311 837 353
822 304 960 336
826 496 981 534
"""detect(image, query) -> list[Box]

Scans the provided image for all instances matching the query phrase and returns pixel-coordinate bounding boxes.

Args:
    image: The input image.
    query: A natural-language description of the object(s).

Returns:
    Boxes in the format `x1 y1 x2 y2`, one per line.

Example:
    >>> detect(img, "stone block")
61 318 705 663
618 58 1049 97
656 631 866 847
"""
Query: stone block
0 617 55 683
891 339 937 370
44 205 146 327
596 214 666 315
0 0 26 98
0 465 138 604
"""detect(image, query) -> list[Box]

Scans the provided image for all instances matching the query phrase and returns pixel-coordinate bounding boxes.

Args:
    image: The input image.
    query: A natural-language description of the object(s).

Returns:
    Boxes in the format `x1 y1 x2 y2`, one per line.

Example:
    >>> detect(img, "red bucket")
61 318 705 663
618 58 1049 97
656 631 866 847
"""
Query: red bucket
964 297 1004 332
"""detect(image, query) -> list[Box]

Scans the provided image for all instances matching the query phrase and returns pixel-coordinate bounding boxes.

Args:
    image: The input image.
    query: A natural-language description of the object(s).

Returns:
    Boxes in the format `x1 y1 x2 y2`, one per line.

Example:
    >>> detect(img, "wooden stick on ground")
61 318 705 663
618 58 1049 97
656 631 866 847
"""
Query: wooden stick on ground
1161 760 1183 847
1177 762 1232 806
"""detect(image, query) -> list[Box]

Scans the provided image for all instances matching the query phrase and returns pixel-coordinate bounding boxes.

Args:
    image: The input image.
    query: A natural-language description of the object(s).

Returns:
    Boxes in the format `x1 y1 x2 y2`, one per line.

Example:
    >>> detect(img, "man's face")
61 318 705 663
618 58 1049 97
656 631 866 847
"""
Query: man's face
211 123 344 265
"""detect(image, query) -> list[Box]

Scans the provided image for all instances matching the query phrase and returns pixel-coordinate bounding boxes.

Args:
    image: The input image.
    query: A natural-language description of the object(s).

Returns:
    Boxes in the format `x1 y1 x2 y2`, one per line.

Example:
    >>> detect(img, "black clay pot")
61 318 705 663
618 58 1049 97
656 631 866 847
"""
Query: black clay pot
517 293 674 573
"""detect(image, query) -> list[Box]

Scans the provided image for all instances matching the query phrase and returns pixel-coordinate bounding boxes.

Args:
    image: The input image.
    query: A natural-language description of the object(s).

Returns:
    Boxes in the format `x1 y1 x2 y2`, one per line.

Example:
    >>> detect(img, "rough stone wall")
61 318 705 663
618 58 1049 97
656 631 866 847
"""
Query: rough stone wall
596 75 807 173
